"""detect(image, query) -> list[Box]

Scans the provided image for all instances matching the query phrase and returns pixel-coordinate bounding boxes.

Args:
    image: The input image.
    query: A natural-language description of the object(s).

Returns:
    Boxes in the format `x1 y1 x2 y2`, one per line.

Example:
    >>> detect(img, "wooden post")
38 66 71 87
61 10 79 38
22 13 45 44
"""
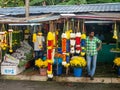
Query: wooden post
25 0 29 19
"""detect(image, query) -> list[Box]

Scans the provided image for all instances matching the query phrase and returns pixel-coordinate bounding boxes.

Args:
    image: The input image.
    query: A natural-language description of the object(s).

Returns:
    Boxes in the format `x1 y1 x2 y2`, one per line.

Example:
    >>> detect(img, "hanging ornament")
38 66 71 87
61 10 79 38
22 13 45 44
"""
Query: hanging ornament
47 32 54 78
8 29 13 53
113 21 118 40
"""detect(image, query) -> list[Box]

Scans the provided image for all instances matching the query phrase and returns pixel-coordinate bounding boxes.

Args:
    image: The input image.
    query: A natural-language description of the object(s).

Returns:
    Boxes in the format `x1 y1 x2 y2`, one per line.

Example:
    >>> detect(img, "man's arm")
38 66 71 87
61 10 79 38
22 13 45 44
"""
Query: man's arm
97 42 102 51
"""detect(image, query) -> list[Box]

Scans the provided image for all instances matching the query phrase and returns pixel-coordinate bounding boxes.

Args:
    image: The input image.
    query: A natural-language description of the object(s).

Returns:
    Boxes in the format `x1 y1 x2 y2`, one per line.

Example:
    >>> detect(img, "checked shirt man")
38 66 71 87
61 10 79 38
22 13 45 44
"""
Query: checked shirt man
86 31 102 80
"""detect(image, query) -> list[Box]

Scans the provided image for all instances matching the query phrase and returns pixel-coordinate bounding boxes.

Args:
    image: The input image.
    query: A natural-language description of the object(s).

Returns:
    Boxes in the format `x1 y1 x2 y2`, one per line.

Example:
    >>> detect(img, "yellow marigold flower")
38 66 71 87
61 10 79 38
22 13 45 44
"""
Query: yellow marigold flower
70 56 86 68
9 49 13 53
81 33 86 39
114 57 120 66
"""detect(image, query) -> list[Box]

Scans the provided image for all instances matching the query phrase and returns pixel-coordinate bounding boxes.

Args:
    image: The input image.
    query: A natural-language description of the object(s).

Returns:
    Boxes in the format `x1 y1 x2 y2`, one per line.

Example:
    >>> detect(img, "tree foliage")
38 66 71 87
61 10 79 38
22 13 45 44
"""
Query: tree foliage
87 0 120 4
0 0 120 7
0 0 25 7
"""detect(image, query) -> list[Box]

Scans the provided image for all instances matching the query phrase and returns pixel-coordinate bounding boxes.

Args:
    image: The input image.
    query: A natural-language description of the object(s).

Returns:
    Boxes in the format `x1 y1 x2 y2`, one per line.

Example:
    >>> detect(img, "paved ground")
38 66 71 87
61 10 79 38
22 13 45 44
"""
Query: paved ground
0 63 120 84
0 79 120 90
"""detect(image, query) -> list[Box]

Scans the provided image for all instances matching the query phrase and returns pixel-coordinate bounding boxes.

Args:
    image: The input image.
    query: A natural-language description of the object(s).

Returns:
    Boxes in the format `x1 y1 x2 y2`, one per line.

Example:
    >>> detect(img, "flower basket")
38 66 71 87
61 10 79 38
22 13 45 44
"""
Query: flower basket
70 56 86 68
113 57 120 75
40 68 47 76
70 56 86 77
35 58 48 76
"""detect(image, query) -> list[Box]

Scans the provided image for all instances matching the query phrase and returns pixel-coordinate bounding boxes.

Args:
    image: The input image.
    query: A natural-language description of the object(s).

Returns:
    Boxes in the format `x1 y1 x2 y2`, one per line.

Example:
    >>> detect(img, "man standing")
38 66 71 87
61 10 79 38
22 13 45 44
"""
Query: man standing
86 30 102 80
34 32 45 60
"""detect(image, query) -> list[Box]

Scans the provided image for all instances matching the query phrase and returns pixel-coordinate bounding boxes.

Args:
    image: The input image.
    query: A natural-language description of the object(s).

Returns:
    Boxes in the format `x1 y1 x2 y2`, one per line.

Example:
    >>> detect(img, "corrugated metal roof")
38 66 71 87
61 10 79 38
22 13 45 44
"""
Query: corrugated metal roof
0 3 120 15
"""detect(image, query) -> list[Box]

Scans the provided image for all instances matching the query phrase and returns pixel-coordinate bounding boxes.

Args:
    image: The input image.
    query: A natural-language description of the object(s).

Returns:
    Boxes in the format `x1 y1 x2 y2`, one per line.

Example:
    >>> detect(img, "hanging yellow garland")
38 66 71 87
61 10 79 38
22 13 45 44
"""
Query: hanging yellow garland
32 33 37 42
113 21 118 40
8 29 13 53
0 31 8 50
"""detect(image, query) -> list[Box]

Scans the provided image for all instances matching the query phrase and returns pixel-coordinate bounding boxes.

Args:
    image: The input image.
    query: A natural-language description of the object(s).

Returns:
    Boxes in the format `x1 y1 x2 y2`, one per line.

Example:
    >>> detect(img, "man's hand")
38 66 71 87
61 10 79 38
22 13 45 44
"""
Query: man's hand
97 47 101 51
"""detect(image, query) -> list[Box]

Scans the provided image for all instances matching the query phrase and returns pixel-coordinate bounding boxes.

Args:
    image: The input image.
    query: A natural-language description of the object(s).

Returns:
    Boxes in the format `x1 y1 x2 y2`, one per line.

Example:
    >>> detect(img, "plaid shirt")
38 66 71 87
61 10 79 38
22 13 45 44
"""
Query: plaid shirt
86 36 101 56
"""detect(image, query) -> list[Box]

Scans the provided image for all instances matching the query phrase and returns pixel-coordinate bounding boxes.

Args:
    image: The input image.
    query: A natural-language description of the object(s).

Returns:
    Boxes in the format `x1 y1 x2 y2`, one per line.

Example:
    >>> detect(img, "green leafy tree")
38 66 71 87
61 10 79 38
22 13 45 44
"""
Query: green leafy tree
87 0 120 4
59 0 87 5
0 0 24 7
0 0 120 7
30 0 87 6
30 0 61 5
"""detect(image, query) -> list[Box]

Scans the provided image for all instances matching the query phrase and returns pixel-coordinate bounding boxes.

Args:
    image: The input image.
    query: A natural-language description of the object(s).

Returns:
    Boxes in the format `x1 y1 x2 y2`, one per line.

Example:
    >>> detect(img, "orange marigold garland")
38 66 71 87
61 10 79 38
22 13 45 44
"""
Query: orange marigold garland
61 33 67 65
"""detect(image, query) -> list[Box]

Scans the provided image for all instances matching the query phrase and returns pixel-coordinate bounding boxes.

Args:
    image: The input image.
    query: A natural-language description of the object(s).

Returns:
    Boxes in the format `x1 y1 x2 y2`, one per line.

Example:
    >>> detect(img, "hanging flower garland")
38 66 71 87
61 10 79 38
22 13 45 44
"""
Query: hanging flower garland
4 31 7 48
37 32 43 49
8 29 13 53
12 31 20 46
65 30 71 64
75 32 81 54
81 33 86 56
47 32 54 78
80 20 86 56
52 32 56 64
55 30 59 47
70 33 76 54
32 33 37 42
61 33 67 65
0 31 8 50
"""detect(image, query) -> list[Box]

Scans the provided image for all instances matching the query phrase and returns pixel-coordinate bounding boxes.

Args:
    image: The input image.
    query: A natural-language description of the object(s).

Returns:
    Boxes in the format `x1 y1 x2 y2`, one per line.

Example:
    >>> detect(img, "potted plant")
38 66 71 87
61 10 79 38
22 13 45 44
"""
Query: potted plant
35 58 48 76
70 56 86 77
113 57 120 75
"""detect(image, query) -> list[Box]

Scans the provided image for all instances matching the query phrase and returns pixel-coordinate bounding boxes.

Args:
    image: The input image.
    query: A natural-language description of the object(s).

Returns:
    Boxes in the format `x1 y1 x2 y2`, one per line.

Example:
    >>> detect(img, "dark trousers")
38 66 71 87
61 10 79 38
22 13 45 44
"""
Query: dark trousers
34 50 43 60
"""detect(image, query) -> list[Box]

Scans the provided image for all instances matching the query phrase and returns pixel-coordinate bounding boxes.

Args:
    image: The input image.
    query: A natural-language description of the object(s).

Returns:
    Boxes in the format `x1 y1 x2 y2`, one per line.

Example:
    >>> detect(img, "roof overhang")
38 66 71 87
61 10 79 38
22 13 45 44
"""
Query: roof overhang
9 23 42 26
27 15 61 23
60 13 120 21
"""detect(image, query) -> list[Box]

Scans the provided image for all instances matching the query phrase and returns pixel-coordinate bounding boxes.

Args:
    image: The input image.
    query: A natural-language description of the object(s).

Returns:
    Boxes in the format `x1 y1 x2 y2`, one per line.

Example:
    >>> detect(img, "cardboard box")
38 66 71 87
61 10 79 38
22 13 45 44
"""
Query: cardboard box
1 65 25 75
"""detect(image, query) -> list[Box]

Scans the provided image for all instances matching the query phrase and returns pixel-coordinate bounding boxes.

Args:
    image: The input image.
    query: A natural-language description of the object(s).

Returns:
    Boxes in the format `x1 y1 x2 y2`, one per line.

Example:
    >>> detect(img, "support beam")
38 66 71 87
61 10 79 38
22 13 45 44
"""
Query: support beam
25 0 29 19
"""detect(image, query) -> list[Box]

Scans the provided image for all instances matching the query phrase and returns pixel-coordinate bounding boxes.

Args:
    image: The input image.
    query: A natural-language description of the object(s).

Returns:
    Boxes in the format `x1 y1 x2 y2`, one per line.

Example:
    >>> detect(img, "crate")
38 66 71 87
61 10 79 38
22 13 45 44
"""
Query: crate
1 65 25 75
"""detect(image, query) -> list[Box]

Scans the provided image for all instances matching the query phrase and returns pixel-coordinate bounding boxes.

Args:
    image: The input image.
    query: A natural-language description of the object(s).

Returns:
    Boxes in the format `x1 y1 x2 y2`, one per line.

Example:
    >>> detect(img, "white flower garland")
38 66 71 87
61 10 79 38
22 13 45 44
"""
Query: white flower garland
70 33 75 54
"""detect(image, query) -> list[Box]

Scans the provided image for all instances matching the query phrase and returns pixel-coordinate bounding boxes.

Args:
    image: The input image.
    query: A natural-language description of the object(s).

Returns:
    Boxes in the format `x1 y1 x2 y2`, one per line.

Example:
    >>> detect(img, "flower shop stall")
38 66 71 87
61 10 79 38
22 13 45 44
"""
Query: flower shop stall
0 23 33 75
0 3 120 78
1 41 33 75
